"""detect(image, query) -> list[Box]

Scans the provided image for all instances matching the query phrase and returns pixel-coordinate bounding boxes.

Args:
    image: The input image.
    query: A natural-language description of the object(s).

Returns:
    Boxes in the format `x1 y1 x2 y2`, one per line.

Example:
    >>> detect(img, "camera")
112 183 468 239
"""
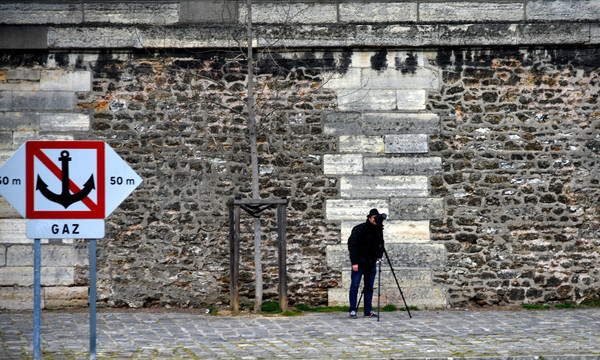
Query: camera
375 213 387 225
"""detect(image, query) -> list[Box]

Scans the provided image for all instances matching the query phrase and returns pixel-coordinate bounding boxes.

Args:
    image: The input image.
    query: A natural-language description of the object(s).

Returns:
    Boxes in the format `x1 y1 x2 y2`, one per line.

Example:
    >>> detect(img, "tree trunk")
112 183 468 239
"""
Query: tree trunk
246 0 263 313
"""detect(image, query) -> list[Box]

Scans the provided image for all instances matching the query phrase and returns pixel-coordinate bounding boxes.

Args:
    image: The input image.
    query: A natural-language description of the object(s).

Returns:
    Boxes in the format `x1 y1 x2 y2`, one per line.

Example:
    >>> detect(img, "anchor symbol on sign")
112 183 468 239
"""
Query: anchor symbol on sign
36 150 95 208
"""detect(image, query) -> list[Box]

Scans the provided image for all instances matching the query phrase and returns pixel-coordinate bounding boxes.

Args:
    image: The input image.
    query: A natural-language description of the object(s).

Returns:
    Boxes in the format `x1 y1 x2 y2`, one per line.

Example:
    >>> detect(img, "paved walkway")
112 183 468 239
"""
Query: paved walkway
1 308 600 359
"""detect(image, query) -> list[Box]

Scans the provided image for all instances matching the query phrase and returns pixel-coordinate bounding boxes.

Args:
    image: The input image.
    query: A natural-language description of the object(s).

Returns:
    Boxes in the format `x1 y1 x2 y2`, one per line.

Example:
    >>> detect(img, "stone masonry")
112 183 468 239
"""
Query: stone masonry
429 48 600 306
1 1 600 310
322 50 447 308
0 68 93 309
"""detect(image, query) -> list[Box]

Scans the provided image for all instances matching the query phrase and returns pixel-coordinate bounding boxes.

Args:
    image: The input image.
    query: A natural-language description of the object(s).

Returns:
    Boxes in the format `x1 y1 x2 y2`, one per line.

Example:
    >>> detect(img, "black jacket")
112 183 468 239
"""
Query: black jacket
348 220 384 268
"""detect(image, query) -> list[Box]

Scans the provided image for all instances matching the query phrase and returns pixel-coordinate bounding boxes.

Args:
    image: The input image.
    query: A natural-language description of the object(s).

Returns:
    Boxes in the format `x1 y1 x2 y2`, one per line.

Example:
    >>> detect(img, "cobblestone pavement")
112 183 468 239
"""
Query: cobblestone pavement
1 308 600 359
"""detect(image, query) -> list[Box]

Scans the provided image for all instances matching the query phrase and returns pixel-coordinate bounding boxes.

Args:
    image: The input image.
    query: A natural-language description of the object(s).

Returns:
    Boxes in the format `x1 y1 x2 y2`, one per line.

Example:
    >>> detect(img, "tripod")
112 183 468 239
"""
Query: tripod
357 245 412 320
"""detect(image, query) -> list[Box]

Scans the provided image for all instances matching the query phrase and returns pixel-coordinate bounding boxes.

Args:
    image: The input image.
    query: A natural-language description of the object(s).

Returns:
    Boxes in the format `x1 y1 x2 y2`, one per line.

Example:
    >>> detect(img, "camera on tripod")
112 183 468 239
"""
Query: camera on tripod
375 213 387 225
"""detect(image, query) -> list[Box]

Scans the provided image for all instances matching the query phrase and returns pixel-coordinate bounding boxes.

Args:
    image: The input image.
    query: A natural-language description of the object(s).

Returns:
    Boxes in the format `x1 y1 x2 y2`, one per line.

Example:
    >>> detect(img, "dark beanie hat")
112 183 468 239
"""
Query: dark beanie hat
367 208 380 217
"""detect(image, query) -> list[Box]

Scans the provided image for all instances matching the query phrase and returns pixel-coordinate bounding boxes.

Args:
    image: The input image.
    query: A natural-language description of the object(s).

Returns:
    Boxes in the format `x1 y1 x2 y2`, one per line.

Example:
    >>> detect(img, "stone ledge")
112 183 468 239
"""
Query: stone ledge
420 2 524 23
1 22 597 49
3 1 598 26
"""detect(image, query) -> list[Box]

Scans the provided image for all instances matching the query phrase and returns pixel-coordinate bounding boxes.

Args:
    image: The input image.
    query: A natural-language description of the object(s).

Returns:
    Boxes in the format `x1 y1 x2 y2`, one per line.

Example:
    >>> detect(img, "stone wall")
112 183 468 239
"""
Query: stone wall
1 1 599 50
0 49 348 308
1 1 600 310
322 50 447 308
429 47 600 306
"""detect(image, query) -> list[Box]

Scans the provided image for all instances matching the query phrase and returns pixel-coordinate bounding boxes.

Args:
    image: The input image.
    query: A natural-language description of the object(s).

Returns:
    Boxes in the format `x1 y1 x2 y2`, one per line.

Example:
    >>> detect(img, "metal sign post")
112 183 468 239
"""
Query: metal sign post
89 239 97 360
0 141 142 359
33 238 41 360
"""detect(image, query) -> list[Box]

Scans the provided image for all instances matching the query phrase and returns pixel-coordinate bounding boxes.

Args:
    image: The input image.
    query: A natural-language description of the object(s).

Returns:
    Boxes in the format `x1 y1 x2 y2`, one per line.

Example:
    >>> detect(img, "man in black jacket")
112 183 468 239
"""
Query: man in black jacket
347 208 384 318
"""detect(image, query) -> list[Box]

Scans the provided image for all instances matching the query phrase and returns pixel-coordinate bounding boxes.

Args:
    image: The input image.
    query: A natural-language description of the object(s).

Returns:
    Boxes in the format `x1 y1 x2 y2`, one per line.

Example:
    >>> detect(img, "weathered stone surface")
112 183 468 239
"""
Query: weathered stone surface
40 70 91 91
339 268 434 288
40 113 89 132
0 286 43 310
429 47 600 307
420 2 524 23
0 266 74 286
0 219 29 244
323 154 362 175
10 91 75 110
339 2 418 23
239 2 337 24
48 26 141 49
328 286 447 308
397 90 426 110
82 3 179 25
0 3 81 25
323 68 362 90
390 197 444 220
1 6 599 311
45 286 88 308
6 245 87 267
327 243 446 269
340 175 428 198
12 132 73 147
338 135 384 154
364 156 442 175
0 198 20 218
0 25 48 49
363 112 440 135
326 199 389 221
340 220 430 243
526 0 600 21
0 135 12 150
362 67 440 90
6 69 41 81
384 134 428 154
0 112 39 131
337 89 397 111
323 112 362 135
180 0 238 24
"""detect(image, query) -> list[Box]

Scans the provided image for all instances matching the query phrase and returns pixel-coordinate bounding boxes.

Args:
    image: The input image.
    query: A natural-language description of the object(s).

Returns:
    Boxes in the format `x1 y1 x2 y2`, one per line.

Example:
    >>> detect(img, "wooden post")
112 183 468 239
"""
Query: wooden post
277 202 287 312
228 198 287 314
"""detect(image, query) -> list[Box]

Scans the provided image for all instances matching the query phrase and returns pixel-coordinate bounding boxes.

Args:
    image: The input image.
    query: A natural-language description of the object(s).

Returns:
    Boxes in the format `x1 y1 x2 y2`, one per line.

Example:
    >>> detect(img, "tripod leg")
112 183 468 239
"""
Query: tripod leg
383 247 412 319
377 259 381 322
357 289 363 310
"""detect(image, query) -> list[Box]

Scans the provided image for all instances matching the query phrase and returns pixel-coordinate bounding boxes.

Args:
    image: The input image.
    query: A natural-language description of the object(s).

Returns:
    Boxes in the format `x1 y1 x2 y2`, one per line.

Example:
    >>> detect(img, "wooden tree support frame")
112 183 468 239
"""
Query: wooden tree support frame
228 198 288 314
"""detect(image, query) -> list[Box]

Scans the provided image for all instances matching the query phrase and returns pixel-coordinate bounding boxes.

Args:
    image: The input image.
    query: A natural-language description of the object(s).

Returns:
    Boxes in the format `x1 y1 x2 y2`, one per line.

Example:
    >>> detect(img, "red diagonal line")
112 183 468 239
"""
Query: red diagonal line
34 150 97 210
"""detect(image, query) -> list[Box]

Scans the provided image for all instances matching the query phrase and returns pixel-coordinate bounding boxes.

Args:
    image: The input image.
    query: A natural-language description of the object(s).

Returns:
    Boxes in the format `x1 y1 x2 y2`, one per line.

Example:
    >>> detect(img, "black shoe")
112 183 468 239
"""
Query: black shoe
365 312 378 318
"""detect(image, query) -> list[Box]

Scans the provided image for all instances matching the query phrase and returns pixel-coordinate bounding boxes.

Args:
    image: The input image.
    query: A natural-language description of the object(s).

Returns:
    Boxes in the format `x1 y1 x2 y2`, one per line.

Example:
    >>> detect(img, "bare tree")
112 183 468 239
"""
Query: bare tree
244 0 265 312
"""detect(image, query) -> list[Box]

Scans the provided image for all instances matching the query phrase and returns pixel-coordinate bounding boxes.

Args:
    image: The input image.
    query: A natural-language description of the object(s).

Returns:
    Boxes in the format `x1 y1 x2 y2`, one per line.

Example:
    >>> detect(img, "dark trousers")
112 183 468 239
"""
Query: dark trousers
349 263 377 315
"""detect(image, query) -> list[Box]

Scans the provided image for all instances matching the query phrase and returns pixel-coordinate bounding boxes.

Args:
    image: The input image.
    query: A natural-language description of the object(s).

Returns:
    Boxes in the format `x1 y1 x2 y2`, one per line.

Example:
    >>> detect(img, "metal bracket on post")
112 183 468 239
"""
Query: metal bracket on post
227 197 288 314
